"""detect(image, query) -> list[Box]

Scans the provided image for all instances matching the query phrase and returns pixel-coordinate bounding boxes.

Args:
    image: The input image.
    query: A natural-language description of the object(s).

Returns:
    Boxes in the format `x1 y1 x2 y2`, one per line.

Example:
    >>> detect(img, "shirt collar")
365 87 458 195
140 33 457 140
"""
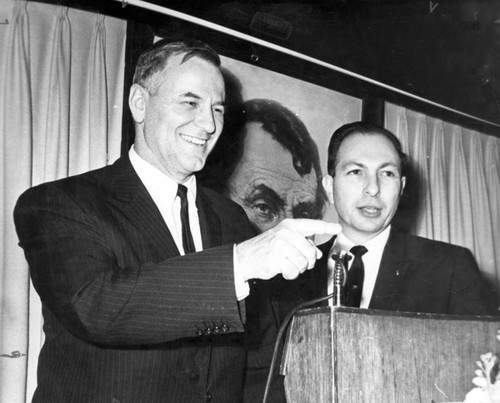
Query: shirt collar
332 225 391 256
128 146 197 204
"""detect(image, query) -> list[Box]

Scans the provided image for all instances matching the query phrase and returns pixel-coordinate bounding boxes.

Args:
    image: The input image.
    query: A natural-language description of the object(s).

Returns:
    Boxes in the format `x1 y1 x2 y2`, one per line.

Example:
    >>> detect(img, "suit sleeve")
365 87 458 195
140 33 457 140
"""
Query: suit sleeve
448 247 498 316
14 183 250 346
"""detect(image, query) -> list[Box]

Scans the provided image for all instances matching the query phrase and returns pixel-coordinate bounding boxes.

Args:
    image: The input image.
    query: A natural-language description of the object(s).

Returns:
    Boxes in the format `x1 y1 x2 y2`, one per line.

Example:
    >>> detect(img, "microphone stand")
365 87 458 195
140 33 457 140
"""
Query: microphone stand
261 254 347 403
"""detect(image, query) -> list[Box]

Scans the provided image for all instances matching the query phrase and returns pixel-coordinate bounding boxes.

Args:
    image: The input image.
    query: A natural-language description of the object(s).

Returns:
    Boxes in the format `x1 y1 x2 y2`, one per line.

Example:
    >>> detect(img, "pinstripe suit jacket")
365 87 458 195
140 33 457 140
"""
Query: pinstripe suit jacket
244 231 497 402
14 156 255 403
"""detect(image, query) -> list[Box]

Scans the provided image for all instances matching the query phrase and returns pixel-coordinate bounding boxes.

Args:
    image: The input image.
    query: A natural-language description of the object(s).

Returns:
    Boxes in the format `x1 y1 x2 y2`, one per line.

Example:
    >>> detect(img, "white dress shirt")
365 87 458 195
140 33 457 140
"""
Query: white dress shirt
129 147 202 255
328 226 391 308
129 147 249 300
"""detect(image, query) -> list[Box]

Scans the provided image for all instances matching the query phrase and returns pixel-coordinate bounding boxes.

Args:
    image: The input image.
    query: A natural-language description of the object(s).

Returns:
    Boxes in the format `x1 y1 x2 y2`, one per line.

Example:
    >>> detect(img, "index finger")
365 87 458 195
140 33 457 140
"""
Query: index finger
286 218 342 238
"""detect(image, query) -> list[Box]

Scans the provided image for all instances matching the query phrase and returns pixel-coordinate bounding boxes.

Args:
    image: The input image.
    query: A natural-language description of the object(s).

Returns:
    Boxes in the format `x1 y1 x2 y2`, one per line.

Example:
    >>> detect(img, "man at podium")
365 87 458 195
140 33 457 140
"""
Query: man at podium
245 121 497 403
317 121 495 314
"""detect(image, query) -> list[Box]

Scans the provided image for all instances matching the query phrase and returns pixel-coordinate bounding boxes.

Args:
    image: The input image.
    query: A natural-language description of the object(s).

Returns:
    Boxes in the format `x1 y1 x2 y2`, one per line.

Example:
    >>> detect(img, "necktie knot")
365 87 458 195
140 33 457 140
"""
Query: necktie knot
350 245 368 258
177 184 188 200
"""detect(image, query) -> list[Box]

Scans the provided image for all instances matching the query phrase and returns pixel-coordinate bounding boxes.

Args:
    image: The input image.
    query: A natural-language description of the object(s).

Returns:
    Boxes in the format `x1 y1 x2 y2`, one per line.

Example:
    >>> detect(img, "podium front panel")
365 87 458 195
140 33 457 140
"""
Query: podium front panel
282 307 499 403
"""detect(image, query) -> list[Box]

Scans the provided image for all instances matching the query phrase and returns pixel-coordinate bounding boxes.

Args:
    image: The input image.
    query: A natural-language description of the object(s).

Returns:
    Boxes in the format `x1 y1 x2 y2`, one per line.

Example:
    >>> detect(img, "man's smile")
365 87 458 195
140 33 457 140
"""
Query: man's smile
180 133 208 146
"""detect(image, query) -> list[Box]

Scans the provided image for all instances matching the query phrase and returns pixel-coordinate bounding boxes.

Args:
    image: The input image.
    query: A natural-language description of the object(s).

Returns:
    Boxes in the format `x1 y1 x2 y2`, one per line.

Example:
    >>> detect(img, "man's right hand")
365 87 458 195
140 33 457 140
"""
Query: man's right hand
236 218 342 281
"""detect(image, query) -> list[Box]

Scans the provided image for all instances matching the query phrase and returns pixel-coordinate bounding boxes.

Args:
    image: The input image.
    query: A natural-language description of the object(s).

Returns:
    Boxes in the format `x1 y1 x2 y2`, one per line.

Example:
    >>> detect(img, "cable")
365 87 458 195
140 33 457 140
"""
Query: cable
261 292 334 403
262 255 346 403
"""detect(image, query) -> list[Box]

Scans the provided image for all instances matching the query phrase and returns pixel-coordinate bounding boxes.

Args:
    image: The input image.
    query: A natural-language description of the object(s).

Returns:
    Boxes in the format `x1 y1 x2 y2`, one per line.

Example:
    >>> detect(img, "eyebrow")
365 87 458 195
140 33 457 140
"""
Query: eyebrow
341 161 400 170
246 184 285 209
179 91 226 107
180 91 201 99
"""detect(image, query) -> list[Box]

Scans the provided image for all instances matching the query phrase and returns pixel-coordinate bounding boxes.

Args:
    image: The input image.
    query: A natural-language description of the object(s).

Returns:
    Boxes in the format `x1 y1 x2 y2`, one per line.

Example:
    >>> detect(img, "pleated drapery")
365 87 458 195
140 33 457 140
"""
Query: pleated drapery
0 3 32 402
412 114 433 238
485 137 500 294
73 13 109 174
386 103 500 304
429 121 450 242
0 1 126 401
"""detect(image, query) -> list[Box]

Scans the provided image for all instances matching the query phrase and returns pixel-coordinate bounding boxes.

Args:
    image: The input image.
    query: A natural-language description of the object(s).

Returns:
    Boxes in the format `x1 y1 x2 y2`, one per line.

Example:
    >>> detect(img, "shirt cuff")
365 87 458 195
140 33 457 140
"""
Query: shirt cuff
233 244 250 301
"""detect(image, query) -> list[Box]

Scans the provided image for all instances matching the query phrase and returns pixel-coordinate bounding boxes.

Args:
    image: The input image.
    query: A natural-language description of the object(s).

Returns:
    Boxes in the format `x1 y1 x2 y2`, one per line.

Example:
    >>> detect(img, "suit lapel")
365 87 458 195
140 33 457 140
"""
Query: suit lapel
369 231 410 310
109 157 180 258
196 187 222 249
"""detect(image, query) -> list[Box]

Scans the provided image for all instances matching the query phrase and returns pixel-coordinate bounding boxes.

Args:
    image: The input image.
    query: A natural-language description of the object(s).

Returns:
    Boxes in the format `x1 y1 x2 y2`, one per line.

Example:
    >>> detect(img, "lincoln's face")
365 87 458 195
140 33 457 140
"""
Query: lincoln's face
226 122 320 233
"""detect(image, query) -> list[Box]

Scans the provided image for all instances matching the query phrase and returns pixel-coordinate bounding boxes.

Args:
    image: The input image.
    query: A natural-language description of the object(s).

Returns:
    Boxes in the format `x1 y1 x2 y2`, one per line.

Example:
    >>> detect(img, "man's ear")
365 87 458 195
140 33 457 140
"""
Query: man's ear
400 176 406 196
322 174 335 204
129 83 148 124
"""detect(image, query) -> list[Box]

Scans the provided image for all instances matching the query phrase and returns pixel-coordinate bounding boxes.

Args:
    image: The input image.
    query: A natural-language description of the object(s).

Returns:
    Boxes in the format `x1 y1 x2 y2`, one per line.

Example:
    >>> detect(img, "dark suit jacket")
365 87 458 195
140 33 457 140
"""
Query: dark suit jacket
14 156 255 403
244 230 498 402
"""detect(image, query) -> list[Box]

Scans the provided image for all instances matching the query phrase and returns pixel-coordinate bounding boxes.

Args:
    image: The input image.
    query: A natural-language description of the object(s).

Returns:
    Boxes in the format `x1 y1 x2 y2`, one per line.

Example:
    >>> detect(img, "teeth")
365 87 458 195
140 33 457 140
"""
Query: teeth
181 134 207 145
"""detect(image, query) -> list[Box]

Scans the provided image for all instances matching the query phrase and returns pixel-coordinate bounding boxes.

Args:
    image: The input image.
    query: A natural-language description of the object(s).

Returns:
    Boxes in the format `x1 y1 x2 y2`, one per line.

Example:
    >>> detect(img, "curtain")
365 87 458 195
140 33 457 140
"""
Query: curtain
429 120 450 242
0 3 32 403
485 137 500 294
0 1 126 401
386 102 500 304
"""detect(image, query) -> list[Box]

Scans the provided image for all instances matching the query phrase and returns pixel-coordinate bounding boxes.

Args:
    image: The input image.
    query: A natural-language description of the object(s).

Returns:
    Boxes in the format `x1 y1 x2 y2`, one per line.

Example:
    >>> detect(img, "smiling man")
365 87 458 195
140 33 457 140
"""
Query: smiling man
13 39 341 403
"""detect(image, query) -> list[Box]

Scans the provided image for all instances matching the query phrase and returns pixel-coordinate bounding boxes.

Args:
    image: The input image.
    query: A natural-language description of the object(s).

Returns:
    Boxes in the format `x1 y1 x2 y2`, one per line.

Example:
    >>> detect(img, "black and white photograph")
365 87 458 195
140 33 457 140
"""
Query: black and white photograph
1 1 500 402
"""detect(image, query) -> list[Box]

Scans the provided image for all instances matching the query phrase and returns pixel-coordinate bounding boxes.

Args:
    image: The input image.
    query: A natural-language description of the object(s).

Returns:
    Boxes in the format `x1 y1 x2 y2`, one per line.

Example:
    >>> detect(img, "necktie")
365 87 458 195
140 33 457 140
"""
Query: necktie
344 245 368 307
177 184 196 254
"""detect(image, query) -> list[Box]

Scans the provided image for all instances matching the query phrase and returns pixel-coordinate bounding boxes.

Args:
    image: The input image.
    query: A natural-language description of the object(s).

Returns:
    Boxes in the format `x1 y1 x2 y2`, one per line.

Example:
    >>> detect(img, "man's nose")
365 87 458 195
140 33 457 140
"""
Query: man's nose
364 174 380 197
195 107 216 134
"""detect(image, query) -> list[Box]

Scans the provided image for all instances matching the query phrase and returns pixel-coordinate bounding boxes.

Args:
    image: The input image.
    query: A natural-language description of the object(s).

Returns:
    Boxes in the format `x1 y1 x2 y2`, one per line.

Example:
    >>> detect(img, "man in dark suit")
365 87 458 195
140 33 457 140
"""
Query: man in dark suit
13 39 340 403
247 121 497 402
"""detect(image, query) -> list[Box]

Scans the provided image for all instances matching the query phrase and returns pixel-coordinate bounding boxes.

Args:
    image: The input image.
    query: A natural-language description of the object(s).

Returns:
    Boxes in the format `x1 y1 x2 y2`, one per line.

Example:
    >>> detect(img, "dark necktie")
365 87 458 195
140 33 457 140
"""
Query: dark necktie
177 184 196 254
344 245 368 307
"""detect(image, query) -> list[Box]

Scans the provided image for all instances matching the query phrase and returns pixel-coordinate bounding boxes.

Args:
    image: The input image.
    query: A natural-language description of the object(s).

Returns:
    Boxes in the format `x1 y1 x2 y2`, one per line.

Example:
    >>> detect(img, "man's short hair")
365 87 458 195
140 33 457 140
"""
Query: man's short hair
327 121 408 177
133 39 221 96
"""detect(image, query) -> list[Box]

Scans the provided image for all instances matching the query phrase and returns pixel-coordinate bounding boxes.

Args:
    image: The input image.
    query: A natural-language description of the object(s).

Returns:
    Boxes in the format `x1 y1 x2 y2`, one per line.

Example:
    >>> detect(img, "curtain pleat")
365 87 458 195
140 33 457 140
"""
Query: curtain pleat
428 120 450 242
395 106 410 154
485 137 500 295
466 132 496 287
447 126 475 249
412 113 433 238
41 6 71 182
0 2 32 402
70 13 108 174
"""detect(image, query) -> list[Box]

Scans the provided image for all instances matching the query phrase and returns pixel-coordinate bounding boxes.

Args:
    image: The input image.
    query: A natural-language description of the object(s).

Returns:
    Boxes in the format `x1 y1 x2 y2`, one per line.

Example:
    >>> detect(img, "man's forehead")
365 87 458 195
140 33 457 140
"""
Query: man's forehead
338 133 401 165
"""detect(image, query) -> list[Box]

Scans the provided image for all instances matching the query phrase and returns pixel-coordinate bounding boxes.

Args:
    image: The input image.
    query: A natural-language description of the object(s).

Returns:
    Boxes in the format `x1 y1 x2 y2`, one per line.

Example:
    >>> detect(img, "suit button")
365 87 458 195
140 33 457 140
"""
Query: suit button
184 368 199 382
205 392 212 401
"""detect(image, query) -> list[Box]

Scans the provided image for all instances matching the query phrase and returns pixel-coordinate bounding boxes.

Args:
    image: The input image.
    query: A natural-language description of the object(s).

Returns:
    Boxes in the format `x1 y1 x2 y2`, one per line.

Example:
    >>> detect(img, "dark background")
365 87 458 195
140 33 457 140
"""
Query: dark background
34 0 500 138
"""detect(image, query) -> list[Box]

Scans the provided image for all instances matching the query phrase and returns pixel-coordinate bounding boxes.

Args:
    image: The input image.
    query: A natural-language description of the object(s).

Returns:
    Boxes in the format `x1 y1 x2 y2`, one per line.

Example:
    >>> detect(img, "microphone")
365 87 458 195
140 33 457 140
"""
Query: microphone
328 252 348 307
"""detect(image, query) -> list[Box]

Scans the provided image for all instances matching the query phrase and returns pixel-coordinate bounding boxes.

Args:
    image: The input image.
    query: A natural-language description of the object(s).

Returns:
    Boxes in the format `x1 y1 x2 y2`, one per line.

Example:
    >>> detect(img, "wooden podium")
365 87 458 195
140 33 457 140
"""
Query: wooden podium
281 306 500 402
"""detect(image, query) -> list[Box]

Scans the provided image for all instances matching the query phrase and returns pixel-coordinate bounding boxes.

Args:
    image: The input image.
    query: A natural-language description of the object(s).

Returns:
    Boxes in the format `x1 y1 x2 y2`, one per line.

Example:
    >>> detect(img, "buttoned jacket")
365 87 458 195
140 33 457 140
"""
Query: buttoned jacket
14 155 255 403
